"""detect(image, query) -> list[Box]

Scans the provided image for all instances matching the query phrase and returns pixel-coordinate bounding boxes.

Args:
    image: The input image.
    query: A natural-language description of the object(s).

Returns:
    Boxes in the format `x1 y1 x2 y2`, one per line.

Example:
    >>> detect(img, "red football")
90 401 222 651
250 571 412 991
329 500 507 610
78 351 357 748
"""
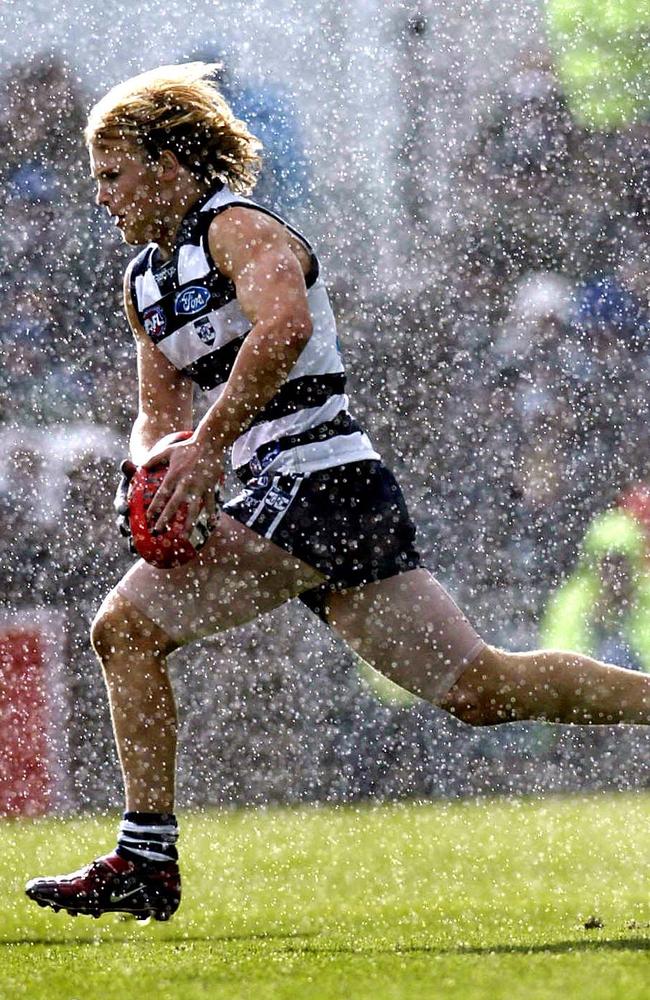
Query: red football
127 433 212 569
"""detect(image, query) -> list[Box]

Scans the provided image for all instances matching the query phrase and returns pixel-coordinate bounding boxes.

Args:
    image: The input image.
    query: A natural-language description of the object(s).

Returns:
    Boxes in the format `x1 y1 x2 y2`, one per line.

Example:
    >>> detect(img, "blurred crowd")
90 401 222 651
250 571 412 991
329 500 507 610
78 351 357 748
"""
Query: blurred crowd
0 55 134 432
449 54 650 589
342 53 650 653
0 50 648 812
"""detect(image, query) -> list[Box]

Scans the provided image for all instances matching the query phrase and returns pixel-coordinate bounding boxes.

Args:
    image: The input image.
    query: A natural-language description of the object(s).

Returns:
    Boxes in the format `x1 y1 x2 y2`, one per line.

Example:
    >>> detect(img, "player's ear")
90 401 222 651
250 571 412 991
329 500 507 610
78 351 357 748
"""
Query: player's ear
156 149 181 181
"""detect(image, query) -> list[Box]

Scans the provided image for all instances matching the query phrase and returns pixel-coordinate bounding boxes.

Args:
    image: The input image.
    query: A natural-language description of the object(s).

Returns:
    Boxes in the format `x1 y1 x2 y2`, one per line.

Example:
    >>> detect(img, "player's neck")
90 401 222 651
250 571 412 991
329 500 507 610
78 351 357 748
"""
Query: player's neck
156 177 210 259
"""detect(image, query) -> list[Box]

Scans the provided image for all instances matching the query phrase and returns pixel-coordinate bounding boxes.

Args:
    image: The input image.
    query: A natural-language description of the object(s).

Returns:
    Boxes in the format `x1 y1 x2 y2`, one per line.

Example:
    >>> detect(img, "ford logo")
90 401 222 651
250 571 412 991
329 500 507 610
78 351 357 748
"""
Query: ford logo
175 285 210 316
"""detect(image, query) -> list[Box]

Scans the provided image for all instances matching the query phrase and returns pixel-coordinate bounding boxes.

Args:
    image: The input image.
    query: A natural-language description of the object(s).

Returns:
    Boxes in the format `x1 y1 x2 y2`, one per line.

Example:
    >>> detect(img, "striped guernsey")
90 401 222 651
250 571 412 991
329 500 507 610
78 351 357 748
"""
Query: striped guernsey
128 182 379 481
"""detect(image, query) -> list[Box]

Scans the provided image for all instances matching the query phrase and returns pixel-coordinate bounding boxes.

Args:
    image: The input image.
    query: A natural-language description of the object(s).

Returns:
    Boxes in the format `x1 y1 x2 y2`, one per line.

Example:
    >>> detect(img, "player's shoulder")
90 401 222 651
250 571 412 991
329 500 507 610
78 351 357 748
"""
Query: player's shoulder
121 246 156 329
123 244 156 308
126 244 156 282
198 183 289 244
207 204 289 257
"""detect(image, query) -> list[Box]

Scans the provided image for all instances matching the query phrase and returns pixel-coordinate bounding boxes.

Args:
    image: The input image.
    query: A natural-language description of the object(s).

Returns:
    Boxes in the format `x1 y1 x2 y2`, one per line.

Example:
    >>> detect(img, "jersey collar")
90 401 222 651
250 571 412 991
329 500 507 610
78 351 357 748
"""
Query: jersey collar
173 179 225 251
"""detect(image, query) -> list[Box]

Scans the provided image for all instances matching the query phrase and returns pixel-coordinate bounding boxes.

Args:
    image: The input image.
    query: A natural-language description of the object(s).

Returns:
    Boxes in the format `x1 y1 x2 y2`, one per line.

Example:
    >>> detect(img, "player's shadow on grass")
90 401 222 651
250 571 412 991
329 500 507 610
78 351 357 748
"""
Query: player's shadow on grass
432 938 650 957
277 937 650 958
3 934 647 954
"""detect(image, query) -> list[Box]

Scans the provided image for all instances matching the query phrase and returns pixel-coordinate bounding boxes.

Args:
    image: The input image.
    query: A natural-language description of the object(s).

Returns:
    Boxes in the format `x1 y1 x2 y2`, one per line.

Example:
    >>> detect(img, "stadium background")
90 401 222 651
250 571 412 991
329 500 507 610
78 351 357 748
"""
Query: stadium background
0 0 649 813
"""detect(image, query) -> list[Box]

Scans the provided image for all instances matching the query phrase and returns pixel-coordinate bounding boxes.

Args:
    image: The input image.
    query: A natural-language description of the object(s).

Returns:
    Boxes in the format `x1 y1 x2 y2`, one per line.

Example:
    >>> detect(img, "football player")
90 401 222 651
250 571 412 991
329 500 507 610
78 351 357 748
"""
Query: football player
26 64 650 920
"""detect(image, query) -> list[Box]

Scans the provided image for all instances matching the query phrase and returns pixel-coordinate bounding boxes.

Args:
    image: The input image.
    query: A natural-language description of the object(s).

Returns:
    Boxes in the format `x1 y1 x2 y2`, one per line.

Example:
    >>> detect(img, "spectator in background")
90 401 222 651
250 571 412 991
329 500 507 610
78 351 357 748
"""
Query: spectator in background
226 79 309 213
0 51 85 181
573 223 650 357
0 51 131 431
486 55 575 184
491 271 577 510
541 509 650 672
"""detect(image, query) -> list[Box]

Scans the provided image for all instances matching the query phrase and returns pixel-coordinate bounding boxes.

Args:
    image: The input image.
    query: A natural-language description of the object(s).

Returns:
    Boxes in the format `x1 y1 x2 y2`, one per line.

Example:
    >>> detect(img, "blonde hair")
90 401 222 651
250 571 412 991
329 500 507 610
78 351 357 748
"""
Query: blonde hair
85 62 262 193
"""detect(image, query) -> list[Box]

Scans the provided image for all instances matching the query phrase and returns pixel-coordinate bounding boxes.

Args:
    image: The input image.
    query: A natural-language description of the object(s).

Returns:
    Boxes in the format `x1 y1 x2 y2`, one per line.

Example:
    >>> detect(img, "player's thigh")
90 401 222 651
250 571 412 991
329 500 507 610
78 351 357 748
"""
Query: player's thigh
114 512 326 645
326 568 486 702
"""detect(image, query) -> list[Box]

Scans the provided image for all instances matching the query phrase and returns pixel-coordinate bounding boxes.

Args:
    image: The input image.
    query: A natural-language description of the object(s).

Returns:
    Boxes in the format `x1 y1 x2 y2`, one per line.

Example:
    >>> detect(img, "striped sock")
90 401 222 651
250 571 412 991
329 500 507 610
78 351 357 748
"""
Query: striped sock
116 811 179 865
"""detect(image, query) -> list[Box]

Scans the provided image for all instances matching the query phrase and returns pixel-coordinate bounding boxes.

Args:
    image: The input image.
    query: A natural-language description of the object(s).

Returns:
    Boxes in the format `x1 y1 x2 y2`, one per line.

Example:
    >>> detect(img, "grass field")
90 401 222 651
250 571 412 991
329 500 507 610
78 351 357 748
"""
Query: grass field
0 794 648 999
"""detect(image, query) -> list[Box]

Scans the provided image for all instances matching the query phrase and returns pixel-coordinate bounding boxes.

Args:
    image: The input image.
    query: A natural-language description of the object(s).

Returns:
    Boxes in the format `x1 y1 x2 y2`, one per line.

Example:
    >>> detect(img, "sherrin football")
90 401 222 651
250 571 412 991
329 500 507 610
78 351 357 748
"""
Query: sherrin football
127 432 213 569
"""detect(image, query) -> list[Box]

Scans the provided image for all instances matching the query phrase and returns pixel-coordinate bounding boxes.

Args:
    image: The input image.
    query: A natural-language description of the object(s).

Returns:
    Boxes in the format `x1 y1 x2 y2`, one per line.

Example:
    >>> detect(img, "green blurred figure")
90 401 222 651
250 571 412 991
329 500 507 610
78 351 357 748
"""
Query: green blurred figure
547 0 650 128
541 509 650 672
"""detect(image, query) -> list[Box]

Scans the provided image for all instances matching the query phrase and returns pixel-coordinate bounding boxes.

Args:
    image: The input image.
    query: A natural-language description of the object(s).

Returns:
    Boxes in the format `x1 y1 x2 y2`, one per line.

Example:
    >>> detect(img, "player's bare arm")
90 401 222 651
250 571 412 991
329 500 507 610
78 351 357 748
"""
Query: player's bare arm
123 264 194 466
204 206 314 439
146 209 313 533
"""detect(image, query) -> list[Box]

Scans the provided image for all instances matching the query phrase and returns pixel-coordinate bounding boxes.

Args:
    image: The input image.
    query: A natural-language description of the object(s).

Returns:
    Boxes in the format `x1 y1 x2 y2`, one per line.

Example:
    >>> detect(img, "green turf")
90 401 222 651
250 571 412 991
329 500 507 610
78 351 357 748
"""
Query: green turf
0 794 648 999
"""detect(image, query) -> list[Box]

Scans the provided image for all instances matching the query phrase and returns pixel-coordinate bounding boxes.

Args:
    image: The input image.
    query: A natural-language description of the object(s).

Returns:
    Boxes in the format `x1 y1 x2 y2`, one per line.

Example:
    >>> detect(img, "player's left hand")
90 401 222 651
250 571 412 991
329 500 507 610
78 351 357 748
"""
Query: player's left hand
114 459 137 541
143 435 224 538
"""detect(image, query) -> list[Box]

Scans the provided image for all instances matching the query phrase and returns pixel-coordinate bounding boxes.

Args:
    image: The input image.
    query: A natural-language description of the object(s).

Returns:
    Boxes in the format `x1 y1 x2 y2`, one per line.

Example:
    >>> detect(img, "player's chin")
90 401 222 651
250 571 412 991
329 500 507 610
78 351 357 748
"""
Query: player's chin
123 224 157 246
120 227 142 246
116 219 144 245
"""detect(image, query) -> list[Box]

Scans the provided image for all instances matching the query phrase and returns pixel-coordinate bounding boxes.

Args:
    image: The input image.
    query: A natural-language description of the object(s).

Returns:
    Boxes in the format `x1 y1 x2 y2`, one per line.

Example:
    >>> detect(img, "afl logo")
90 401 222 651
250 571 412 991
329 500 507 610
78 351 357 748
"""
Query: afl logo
175 285 210 316
143 305 166 340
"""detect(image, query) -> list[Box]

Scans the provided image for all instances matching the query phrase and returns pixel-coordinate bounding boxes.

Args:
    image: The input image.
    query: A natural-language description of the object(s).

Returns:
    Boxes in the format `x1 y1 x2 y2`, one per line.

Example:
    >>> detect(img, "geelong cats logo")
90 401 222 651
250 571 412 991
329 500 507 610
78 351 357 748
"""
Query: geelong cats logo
175 285 210 316
194 315 216 346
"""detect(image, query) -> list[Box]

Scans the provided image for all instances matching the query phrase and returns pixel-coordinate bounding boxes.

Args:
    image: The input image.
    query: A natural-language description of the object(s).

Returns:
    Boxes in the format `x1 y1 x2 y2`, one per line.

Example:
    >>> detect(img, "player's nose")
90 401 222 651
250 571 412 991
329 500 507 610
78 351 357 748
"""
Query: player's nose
95 185 111 209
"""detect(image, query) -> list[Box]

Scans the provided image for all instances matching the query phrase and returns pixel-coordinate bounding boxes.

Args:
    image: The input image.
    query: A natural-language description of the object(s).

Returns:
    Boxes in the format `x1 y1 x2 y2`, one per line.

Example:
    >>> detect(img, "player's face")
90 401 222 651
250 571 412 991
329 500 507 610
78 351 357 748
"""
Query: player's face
90 140 162 245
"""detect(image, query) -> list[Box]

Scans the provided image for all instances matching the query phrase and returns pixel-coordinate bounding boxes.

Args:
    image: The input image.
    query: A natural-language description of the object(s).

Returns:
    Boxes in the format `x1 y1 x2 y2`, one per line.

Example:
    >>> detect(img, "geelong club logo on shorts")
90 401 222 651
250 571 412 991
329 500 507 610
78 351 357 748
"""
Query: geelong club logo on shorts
175 285 210 316
193 315 216 346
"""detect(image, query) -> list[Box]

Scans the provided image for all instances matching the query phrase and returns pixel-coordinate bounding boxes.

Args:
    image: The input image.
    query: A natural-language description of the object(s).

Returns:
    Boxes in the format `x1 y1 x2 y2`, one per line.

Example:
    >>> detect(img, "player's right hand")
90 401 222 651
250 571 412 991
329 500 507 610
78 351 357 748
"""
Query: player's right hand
143 435 223 539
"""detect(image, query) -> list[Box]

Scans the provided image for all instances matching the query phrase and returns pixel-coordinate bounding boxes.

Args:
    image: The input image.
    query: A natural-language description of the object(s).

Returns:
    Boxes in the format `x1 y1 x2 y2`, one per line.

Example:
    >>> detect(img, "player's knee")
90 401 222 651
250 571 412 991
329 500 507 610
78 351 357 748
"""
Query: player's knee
439 645 507 726
90 598 129 661
91 592 176 663
440 683 491 726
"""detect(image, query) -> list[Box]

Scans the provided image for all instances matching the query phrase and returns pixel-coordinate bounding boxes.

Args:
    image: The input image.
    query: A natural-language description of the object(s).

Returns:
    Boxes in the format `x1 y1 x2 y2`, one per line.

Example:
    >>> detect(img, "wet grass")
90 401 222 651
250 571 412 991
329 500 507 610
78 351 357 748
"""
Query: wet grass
0 793 648 999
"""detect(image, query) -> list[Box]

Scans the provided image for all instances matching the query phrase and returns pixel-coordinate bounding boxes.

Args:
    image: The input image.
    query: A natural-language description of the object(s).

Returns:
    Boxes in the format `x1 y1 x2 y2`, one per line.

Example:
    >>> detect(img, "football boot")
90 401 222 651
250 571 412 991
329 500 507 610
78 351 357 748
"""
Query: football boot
25 851 180 921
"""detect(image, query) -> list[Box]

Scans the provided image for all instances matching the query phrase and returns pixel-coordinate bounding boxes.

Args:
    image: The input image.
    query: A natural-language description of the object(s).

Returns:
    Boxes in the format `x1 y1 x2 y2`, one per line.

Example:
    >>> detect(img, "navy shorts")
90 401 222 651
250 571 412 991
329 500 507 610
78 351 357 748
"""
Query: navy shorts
224 460 422 619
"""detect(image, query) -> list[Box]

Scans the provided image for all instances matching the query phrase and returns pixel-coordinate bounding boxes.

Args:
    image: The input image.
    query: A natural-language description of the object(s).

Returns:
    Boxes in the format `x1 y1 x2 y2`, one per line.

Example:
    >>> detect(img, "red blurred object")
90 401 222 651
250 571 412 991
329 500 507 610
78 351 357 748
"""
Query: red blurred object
619 483 650 565
619 482 650 534
0 614 68 816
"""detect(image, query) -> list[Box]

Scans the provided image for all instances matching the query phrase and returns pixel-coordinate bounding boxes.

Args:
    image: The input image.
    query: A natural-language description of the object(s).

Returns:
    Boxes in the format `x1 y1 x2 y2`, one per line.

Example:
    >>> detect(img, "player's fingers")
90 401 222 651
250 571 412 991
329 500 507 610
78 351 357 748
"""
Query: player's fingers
216 471 225 505
153 487 184 533
148 474 178 524
184 496 203 536
204 487 217 521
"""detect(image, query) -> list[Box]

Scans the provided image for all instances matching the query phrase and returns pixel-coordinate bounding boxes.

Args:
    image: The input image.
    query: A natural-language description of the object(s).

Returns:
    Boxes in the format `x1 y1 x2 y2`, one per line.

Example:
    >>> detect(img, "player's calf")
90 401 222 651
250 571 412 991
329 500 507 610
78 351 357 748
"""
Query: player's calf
440 645 567 725
440 644 650 726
